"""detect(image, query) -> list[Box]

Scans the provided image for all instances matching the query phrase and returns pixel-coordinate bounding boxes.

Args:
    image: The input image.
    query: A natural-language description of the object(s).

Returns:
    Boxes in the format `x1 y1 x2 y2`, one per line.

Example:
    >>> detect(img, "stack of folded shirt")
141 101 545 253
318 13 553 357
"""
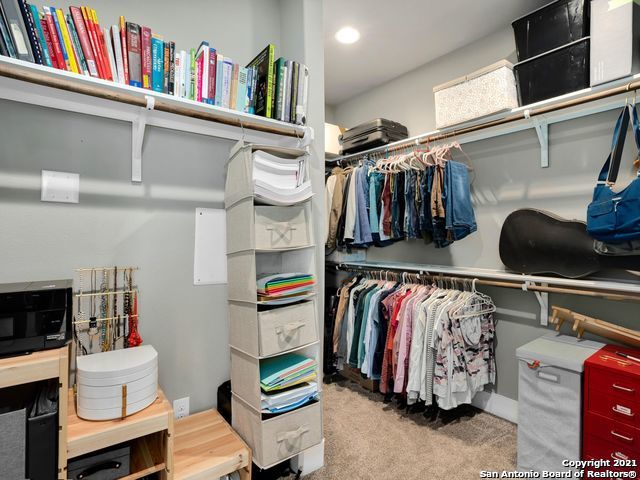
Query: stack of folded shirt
253 150 312 205
257 273 315 303
260 381 318 414
260 353 317 393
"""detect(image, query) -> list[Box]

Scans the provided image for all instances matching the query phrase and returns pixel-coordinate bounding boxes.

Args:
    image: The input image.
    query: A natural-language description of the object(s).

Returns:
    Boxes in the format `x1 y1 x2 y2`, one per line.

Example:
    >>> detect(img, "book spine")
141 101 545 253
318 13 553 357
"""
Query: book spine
70 6 97 77
296 63 309 125
104 27 117 81
151 34 163 93
250 65 258 114
111 24 124 84
141 26 151 88
229 62 238 110
163 40 169 94
168 41 175 96
56 8 78 72
67 14 88 75
17 0 42 64
281 64 289 122
119 16 128 85
274 58 284 121
189 48 195 100
180 50 187 97
43 7 63 69
236 66 247 112
214 53 223 106
195 52 203 102
81 6 103 78
266 45 274 118
0 0 17 58
39 16 55 67
284 60 292 123
125 22 141 87
290 61 299 122
173 48 181 97
51 8 72 71
222 59 232 108
91 9 112 80
206 47 216 105
29 5 51 67
2 0 33 61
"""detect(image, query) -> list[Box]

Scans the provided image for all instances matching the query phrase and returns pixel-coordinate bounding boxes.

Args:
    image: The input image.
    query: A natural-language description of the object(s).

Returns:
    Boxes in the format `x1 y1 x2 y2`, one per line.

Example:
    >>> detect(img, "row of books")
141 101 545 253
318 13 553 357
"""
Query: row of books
0 1 309 124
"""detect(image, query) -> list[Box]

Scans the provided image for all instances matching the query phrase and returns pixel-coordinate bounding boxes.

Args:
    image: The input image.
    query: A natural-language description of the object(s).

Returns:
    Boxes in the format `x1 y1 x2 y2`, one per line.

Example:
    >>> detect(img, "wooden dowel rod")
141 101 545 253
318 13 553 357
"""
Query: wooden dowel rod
0 63 301 138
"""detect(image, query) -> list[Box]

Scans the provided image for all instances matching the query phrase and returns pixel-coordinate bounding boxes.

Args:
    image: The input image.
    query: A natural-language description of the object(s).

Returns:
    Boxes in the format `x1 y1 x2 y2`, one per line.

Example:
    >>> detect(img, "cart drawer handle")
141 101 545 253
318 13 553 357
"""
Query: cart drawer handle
612 405 635 417
276 425 309 443
611 430 634 442
613 384 635 393
266 223 297 232
77 461 121 479
275 322 306 336
612 451 630 461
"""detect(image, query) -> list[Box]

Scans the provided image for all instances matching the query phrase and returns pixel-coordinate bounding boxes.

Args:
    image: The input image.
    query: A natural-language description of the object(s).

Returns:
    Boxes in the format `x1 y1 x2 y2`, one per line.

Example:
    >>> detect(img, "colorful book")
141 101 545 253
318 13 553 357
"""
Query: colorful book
221 57 233 108
206 46 216 105
103 27 117 81
111 24 125 84
150 34 163 93
16 0 41 64
140 25 151 88
229 62 238 110
249 65 258 114
181 49 189 98
236 66 248 112
290 61 299 123
39 15 54 67
246 44 275 118
188 47 195 100
0 0 17 58
244 66 253 113
195 41 209 102
69 6 97 77
214 52 223 106
66 14 88 75
51 7 74 72
274 57 286 121
119 16 128 84
91 9 111 80
42 7 63 69
296 63 309 125
163 40 169 94
80 6 103 78
284 60 293 123
29 5 50 67
125 22 141 87
168 41 175 96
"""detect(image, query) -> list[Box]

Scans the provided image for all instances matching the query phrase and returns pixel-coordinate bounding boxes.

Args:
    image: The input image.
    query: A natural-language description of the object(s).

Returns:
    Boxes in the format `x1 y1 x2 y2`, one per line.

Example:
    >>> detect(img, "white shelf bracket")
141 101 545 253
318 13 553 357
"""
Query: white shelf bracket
522 280 549 326
131 95 155 183
526 111 549 168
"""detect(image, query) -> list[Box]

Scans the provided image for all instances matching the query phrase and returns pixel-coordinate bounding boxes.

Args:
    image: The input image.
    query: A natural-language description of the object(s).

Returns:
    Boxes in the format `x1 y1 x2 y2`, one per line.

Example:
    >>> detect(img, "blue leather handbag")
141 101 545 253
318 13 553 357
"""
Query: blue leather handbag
587 105 640 243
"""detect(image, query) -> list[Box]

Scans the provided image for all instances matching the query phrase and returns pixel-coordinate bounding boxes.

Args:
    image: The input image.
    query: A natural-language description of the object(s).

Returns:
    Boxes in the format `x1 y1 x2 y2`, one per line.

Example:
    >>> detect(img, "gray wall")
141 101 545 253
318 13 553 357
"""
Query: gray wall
0 0 324 414
330 28 640 401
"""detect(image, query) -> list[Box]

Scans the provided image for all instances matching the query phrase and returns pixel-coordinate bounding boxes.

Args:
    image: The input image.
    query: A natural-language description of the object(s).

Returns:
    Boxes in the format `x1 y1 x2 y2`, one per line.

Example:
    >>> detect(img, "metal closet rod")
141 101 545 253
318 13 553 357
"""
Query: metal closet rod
74 267 139 272
75 289 138 298
330 77 640 164
336 263 640 303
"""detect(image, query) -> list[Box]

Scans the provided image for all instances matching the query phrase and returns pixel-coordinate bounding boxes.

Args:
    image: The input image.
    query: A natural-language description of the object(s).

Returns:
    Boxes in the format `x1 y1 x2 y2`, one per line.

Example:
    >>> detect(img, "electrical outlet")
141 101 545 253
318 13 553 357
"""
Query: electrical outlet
173 397 189 419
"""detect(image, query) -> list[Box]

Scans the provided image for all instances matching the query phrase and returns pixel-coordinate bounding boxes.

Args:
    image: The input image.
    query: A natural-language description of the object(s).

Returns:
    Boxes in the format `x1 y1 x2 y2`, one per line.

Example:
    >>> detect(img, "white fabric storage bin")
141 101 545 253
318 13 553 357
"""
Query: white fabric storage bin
227 198 314 254
227 248 316 303
225 142 309 209
516 334 603 473
433 60 518 129
590 0 640 86
232 394 322 469
229 299 318 358
76 345 158 420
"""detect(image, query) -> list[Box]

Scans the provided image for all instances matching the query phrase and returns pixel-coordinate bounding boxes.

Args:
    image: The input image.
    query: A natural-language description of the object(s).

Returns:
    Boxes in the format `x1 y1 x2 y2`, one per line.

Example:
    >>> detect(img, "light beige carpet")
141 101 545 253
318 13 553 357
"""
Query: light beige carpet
304 379 517 480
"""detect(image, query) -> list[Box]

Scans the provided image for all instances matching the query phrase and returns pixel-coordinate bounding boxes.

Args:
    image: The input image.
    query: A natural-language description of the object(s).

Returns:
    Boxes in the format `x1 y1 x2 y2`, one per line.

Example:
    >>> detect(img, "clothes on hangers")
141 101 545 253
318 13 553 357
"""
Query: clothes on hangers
325 149 477 250
329 274 496 410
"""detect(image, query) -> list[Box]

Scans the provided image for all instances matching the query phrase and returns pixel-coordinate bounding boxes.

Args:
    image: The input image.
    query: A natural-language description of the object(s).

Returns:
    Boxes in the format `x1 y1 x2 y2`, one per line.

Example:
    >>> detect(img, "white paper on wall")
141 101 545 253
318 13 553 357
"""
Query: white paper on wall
193 208 227 285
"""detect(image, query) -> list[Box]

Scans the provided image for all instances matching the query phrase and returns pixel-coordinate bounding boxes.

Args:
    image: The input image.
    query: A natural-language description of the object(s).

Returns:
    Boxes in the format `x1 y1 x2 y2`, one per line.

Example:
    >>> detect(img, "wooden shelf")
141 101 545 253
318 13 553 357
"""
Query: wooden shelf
174 409 251 480
121 434 167 480
67 388 173 459
0 348 64 388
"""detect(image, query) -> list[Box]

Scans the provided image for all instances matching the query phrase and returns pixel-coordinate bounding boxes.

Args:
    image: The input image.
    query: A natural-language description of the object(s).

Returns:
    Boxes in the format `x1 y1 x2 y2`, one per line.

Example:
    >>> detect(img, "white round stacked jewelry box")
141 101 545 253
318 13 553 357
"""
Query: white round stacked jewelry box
76 345 158 421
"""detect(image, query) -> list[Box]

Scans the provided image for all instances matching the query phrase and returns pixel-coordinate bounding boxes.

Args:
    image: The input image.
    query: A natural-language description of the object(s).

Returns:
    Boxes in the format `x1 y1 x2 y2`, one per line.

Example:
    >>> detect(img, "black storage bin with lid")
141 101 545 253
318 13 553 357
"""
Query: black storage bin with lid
514 37 590 106
512 0 589 61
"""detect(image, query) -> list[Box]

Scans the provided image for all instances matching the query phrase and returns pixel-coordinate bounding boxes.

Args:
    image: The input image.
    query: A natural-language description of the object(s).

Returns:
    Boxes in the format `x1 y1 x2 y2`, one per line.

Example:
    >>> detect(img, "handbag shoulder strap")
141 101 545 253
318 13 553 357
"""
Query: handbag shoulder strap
598 106 629 184
602 105 640 184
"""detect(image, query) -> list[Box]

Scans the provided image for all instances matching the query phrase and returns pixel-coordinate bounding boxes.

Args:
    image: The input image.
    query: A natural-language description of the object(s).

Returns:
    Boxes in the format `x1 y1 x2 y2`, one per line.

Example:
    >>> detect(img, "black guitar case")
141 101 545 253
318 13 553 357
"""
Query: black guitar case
499 209 640 278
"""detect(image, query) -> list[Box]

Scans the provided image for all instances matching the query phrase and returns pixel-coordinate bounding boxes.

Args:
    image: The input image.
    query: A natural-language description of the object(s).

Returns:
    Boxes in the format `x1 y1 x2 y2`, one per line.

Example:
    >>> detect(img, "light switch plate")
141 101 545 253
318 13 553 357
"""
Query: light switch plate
41 170 79 203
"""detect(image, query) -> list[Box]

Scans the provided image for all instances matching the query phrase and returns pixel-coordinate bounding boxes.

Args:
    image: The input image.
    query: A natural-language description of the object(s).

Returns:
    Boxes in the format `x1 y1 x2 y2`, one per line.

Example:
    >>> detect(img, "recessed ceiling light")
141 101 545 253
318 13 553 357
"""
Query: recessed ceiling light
335 26 360 44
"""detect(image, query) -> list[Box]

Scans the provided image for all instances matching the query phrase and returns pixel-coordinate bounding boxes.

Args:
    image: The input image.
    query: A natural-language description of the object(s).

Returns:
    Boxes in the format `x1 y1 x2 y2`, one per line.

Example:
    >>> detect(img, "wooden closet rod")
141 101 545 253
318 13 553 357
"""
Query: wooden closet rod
0 63 302 138
337 265 640 302
333 78 640 161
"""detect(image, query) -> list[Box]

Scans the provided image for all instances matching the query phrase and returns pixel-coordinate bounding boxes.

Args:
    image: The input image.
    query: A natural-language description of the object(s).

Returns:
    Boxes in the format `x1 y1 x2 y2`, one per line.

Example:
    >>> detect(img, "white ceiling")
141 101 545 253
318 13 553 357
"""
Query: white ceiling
324 0 549 106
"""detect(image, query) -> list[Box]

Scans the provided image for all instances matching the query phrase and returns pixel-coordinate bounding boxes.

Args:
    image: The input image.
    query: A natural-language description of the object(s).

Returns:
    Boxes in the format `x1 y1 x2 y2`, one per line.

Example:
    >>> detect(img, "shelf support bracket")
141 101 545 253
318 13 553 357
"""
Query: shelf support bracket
131 95 155 183
522 281 549 325
532 116 549 168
